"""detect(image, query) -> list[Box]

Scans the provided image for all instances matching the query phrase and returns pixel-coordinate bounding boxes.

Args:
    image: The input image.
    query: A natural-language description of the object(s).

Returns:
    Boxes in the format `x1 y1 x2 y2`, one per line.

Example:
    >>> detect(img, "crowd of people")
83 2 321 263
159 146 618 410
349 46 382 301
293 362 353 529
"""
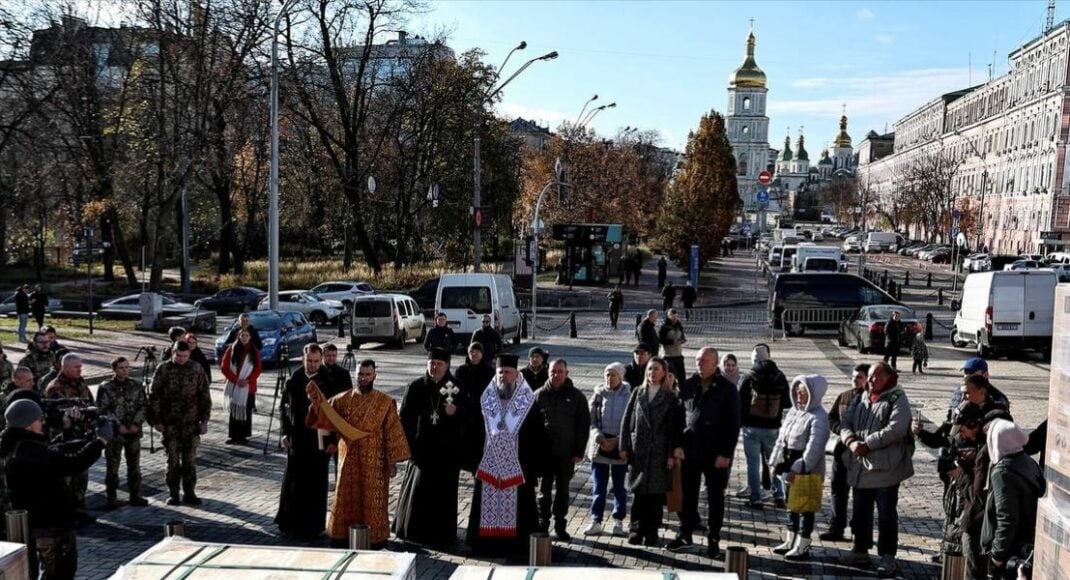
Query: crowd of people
0 302 1051 580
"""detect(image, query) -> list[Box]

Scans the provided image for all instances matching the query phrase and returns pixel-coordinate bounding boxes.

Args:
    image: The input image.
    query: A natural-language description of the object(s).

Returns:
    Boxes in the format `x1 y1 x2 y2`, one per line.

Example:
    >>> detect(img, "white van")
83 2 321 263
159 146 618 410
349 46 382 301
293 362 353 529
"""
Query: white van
864 232 902 253
349 293 426 349
951 270 1057 358
791 244 843 273
436 273 522 345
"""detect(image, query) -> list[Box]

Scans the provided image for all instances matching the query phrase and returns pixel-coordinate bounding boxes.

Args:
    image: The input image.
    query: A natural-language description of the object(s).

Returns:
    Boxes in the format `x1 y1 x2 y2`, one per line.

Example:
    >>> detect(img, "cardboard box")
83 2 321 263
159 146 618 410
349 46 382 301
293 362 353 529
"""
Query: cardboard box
110 537 415 580
1032 493 1070 580
450 567 736 580
1045 286 1070 491
0 541 29 580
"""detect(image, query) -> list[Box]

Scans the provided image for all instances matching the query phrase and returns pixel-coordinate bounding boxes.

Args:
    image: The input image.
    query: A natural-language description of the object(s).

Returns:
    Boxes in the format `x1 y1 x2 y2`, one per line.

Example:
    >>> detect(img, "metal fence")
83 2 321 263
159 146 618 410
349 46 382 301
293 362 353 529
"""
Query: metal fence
778 307 858 339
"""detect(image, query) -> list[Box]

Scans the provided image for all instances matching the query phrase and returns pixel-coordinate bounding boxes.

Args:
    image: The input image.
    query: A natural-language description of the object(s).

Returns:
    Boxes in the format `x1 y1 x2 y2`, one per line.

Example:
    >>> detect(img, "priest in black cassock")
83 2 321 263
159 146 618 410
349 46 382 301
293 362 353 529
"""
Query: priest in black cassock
466 353 550 557
275 343 344 541
393 348 471 548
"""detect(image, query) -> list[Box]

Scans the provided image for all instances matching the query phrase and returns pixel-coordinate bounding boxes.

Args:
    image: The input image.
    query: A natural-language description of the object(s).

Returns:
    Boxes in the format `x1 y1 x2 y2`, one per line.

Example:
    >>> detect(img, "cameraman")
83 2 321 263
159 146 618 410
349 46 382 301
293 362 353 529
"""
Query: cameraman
44 354 94 525
96 357 148 509
0 399 110 580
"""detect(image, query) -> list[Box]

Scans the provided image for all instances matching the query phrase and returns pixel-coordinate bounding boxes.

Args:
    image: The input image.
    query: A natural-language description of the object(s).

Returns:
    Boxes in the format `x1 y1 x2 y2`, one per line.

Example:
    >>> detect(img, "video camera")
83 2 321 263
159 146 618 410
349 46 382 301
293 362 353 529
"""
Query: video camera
40 398 117 444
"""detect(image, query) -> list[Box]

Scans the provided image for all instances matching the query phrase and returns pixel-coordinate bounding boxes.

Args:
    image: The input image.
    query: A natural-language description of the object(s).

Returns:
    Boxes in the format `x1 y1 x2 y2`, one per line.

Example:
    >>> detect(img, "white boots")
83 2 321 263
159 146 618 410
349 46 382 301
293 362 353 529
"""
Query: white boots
773 531 811 560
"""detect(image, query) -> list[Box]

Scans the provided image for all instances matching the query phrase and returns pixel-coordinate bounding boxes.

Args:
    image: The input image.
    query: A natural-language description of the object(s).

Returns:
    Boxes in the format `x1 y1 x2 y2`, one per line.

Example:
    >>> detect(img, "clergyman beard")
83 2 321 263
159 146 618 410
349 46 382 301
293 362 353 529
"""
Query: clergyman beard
497 380 516 400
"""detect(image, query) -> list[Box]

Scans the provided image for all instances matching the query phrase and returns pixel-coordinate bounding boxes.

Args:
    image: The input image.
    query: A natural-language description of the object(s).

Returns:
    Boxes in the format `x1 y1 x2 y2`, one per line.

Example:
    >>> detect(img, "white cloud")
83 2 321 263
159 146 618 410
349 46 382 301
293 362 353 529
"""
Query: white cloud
876 34 895 46
771 67 973 122
856 8 875 21
495 101 571 130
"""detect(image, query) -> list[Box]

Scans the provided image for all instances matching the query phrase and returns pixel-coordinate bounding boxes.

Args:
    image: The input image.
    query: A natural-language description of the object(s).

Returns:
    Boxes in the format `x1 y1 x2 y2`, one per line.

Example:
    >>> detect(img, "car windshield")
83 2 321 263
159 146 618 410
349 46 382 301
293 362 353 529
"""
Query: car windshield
805 259 838 272
441 286 492 313
353 300 391 317
243 312 282 331
867 306 913 320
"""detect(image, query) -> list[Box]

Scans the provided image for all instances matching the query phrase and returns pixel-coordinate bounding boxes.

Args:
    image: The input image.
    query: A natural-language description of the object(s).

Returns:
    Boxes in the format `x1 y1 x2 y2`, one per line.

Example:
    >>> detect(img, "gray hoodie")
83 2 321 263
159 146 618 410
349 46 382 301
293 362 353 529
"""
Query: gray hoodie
771 374 830 476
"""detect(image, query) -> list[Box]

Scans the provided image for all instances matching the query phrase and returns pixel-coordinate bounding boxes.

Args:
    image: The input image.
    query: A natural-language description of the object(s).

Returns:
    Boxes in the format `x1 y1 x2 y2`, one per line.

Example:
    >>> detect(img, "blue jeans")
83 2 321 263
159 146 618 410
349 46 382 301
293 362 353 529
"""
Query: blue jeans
17 314 29 343
851 484 900 557
743 426 783 502
590 462 627 522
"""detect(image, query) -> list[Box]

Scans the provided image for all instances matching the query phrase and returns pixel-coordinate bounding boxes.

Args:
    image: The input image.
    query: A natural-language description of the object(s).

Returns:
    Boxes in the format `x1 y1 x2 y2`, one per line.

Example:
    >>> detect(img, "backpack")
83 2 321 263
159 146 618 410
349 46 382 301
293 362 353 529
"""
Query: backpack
749 384 783 420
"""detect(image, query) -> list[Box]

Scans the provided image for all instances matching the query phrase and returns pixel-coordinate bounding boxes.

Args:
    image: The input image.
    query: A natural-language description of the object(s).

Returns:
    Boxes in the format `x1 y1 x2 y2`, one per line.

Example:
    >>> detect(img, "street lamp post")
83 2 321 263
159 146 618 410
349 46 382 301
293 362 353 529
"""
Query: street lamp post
531 159 565 340
473 48 557 273
954 131 989 250
268 0 299 311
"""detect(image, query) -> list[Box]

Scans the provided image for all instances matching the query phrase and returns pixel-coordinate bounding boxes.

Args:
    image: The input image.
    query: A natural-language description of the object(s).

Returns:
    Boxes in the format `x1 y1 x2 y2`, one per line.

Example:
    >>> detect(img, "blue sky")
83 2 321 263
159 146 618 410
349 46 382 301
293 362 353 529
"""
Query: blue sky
414 0 1053 151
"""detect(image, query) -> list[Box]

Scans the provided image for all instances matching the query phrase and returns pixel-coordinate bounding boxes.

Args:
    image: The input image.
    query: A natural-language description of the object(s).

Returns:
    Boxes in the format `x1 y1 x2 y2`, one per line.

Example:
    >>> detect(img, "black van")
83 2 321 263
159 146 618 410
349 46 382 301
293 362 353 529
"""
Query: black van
770 273 900 333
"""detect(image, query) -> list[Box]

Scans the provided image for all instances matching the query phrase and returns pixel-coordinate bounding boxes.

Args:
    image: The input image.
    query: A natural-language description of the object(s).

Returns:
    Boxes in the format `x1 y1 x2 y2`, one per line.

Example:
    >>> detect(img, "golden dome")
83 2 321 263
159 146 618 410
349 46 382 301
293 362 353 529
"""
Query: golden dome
834 114 852 147
729 30 767 89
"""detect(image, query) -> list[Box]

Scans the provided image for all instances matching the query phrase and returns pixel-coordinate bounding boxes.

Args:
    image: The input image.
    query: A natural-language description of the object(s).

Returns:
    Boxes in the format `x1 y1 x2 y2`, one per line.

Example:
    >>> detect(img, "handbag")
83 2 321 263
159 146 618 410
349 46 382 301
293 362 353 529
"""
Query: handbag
665 462 683 513
786 463 823 514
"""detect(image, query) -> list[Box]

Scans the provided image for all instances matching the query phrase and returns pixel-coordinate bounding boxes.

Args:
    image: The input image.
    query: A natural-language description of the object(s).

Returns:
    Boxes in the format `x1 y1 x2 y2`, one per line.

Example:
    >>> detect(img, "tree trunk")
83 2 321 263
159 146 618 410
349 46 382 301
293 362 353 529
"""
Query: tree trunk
345 179 380 273
214 175 235 275
106 206 139 288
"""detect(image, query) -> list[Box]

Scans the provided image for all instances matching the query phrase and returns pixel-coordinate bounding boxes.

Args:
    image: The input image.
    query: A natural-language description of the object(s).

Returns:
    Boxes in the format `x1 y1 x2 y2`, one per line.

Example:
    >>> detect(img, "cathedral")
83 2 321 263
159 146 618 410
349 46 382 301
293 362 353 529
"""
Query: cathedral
725 25 856 223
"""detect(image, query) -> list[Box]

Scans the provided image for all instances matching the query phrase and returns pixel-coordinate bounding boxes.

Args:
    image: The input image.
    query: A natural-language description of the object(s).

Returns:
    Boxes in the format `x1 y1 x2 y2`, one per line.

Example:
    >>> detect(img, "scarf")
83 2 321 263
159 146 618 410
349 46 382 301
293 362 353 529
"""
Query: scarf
223 348 255 421
476 375 535 538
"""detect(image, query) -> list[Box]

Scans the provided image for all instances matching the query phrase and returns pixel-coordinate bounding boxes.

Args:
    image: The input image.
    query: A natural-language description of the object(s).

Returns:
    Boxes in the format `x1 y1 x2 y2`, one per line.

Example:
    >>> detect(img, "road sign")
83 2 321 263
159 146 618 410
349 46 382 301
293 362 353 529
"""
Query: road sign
951 226 959 237
689 245 699 289
956 232 967 247
758 171 772 185
952 208 960 220
756 190 769 204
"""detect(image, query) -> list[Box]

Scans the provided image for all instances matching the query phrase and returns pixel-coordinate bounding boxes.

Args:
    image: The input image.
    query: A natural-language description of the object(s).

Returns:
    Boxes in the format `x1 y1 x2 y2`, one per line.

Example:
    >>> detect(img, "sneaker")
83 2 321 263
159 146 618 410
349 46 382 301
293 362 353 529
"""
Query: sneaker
583 521 603 536
877 554 899 577
840 550 871 568
772 498 786 509
129 496 149 507
746 500 764 510
554 528 571 542
666 537 693 553
183 493 202 506
761 489 775 501
734 486 751 498
819 529 847 542
706 541 721 560
627 533 643 546
166 494 181 506
611 520 626 536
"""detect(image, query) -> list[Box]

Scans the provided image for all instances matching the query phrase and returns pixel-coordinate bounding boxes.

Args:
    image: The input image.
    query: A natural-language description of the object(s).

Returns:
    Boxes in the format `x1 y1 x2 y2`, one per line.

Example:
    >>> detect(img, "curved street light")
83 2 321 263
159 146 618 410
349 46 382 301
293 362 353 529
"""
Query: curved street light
268 0 301 310
575 94 598 126
580 102 616 128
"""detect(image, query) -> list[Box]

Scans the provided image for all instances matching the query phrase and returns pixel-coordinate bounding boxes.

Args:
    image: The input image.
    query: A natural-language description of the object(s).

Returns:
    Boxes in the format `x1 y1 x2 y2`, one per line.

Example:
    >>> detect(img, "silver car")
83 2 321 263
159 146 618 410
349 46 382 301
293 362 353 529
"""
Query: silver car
258 290 345 325
98 293 197 319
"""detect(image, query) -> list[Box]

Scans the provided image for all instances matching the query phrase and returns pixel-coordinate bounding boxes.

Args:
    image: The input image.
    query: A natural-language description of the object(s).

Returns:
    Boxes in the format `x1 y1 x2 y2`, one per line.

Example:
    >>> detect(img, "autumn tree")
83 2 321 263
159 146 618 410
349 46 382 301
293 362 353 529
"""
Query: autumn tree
901 150 962 242
655 110 738 264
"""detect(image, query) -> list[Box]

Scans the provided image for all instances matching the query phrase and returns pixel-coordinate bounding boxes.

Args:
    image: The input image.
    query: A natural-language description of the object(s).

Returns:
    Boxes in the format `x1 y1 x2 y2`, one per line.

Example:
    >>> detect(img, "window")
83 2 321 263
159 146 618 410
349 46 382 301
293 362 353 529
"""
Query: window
353 300 392 317
440 286 492 313
742 125 750 135
743 97 751 111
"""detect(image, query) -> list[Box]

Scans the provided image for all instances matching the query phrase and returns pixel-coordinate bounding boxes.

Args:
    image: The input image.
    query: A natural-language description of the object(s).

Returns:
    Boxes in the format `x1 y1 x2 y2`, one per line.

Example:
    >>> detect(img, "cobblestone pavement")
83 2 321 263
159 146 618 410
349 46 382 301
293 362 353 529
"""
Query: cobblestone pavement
8 254 1050 579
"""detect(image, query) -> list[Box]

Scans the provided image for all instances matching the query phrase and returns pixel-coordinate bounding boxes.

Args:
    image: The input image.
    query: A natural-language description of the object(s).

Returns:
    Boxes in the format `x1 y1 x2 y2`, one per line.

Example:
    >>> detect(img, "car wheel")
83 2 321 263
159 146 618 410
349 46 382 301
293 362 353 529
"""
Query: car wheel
513 326 522 345
856 334 868 354
976 334 992 358
950 327 967 348
837 328 848 347
391 331 405 349
310 311 328 325
417 325 427 343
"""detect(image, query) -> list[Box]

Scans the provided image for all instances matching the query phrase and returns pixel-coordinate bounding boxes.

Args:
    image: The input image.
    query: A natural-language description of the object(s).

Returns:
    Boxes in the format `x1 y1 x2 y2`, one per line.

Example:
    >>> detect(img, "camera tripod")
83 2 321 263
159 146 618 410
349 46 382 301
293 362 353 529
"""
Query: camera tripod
263 344 291 455
134 346 158 454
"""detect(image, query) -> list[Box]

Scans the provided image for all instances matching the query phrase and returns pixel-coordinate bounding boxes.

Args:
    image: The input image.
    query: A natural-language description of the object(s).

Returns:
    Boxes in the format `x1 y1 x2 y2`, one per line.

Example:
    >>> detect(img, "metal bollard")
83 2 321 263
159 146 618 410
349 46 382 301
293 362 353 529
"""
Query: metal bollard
569 312 577 339
337 312 345 337
725 546 748 579
522 312 529 339
941 552 965 580
164 520 186 538
925 313 935 340
529 532 552 567
938 288 944 306
897 285 903 301
348 524 370 550
6 510 29 545
905 271 910 286
927 272 933 288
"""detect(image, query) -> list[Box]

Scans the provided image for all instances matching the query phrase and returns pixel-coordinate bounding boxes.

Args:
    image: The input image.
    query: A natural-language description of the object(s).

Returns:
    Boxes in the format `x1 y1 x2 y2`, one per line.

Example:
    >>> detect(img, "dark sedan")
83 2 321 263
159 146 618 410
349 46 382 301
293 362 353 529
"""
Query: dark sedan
838 305 923 354
194 287 266 314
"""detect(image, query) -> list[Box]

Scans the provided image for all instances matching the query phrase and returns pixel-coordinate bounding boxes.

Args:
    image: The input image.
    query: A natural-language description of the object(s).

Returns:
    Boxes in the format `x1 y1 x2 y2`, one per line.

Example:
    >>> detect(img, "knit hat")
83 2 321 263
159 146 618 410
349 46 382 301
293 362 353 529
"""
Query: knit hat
605 362 627 382
528 347 548 359
5 400 42 429
428 348 451 362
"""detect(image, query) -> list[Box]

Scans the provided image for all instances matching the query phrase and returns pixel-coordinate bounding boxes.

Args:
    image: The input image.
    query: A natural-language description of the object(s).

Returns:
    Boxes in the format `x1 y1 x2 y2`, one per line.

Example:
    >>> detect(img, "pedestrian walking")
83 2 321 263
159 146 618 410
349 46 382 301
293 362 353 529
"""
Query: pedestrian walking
661 281 676 312
658 309 687 385
583 362 631 537
737 344 790 508
882 311 902 370
681 284 697 319
14 285 30 343
221 330 262 445
96 357 149 509
839 362 914 577
770 375 830 561
608 286 624 329
29 285 47 329
533 359 591 541
657 256 668 288
619 358 684 548
821 363 869 542
911 333 928 374
632 252 643 287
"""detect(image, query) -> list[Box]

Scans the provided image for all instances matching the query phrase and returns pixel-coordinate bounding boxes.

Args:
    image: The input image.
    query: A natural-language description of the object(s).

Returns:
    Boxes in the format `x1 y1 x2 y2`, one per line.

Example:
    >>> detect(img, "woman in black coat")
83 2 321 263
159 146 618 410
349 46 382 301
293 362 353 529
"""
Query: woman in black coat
30 284 48 329
883 310 902 370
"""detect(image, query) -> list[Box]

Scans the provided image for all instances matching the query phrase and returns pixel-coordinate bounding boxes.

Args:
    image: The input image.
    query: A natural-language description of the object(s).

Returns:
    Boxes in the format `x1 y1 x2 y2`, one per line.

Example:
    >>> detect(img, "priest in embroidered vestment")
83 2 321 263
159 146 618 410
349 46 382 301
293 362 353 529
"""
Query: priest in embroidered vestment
306 358 410 549
393 348 470 548
466 353 550 556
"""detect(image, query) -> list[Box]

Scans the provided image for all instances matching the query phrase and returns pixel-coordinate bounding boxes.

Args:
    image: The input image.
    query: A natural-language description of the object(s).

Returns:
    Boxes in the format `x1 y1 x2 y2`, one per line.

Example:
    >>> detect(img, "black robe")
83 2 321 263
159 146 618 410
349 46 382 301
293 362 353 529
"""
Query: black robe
393 372 471 548
465 386 551 557
274 368 342 539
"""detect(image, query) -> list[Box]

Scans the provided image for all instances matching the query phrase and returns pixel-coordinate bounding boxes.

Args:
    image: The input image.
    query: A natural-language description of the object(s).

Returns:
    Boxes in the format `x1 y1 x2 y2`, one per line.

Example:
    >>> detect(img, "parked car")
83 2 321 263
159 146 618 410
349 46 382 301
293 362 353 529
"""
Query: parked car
1019 253 1046 263
908 243 936 258
1046 263 1070 282
928 248 953 263
951 270 1056 358
349 294 426 349
436 273 522 345
963 253 989 272
193 287 265 314
215 310 318 364
98 294 197 319
1004 259 1042 271
838 305 922 354
309 281 375 307
918 245 950 261
258 290 345 325
769 272 901 335
408 277 440 313
842 237 862 253
987 255 1022 271
898 241 926 256
0 293 62 316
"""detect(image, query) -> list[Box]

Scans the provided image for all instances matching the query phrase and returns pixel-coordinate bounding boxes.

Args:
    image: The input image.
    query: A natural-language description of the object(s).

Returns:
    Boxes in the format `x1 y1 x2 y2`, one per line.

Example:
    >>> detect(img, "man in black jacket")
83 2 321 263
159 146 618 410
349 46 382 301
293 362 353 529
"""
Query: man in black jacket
532 359 591 541
424 313 457 353
821 363 869 542
623 344 651 387
521 347 549 388
1 399 109 579
667 346 740 559
454 343 496 402
737 343 790 509
15 285 31 343
470 316 502 362
636 310 659 354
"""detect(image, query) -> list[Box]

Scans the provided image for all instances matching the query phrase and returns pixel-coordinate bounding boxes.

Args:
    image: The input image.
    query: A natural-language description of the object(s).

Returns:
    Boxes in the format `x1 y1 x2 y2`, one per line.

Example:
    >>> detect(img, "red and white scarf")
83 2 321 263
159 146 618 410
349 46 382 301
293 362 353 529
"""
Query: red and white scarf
476 376 535 538
223 349 255 420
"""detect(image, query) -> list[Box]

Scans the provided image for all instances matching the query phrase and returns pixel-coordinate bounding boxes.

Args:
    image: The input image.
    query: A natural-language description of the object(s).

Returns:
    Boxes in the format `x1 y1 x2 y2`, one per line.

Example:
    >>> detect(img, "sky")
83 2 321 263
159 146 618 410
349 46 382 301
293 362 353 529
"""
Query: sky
412 0 1055 151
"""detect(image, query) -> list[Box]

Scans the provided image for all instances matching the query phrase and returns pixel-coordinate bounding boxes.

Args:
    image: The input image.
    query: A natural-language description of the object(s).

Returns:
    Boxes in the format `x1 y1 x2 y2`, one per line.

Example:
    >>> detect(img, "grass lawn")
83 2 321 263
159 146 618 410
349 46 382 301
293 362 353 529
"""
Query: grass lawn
0 317 138 345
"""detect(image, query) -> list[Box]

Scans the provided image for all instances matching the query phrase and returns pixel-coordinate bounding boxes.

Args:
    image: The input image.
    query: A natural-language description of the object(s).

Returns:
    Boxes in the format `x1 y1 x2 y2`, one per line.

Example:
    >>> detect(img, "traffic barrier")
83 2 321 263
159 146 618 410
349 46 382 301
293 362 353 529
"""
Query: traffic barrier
904 271 910 286
925 313 935 340
522 313 529 339
927 273 933 288
938 288 944 306
529 532 552 566
779 308 858 339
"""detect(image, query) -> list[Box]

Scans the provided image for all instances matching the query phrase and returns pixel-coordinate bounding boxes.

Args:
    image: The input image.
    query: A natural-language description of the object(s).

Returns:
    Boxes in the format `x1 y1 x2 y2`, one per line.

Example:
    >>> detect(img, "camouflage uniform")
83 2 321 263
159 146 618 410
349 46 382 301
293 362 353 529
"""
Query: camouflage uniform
21 348 54 390
97 377 148 502
0 358 13 387
150 360 211 498
44 373 94 513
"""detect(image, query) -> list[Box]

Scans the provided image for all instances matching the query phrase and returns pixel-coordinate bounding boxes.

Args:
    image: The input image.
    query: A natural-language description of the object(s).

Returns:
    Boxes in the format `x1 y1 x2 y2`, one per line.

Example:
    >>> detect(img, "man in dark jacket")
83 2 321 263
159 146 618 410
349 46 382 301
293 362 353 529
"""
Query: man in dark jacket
470 316 503 362
661 281 676 312
667 346 740 559
454 343 496 402
821 363 869 542
658 309 687 385
15 285 31 343
424 313 456 353
982 419 1045 579
624 344 652 387
681 284 697 319
521 347 549 388
656 256 668 288
607 286 624 329
1 400 109 579
636 310 659 355
533 359 590 541
737 343 790 508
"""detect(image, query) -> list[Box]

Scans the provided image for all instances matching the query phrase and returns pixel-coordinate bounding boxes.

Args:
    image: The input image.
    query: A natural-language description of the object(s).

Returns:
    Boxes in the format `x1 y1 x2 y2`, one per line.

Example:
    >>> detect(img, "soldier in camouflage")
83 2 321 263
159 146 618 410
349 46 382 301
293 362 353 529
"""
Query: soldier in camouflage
43 353 96 525
150 340 212 506
0 346 13 387
97 356 149 509
23 332 55 390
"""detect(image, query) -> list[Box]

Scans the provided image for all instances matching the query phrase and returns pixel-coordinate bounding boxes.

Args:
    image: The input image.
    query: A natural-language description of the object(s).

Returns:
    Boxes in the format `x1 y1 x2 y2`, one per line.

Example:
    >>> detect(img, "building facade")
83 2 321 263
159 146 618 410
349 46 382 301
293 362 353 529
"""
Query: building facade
857 20 1070 254
725 27 773 216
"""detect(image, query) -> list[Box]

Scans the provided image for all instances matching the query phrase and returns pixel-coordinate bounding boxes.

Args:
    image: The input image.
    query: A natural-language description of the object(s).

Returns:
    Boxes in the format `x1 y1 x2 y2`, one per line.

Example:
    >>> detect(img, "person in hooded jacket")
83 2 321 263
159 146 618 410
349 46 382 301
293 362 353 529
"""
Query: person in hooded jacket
961 407 1014 580
737 343 791 508
583 362 631 537
770 374 830 561
982 419 1046 580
